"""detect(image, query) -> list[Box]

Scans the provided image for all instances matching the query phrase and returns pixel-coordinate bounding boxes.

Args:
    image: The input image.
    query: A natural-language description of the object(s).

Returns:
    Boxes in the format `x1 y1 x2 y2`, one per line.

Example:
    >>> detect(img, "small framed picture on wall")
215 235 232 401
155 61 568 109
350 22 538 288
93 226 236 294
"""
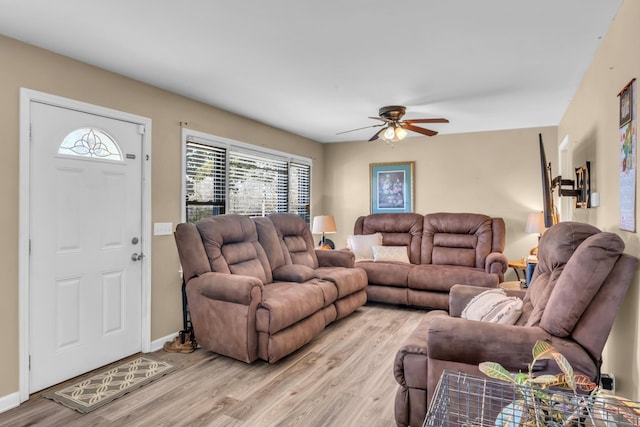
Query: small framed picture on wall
369 161 415 214
620 81 633 126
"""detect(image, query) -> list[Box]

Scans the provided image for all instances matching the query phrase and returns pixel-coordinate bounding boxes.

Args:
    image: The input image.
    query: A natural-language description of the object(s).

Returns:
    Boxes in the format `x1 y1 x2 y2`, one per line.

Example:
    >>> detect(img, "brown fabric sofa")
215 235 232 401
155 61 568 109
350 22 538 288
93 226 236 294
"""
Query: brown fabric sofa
174 213 367 364
393 222 639 427
353 212 508 309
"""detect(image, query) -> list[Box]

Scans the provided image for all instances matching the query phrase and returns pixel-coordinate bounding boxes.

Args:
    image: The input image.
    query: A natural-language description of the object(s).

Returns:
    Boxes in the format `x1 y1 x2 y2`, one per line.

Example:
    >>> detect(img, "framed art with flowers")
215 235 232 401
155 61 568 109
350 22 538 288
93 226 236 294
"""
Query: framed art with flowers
369 161 415 213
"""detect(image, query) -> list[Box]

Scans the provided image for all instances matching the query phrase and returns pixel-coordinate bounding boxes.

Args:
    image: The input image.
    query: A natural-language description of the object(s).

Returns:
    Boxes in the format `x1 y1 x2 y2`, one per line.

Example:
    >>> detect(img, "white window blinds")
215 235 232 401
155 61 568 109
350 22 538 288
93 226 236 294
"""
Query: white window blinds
185 142 226 222
289 161 311 223
228 149 288 217
184 139 311 225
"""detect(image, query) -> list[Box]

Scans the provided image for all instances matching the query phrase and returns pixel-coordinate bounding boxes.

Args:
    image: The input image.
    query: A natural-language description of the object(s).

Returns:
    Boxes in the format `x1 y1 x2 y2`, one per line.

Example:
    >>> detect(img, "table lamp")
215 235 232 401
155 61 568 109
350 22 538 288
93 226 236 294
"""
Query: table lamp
312 215 336 248
525 211 547 255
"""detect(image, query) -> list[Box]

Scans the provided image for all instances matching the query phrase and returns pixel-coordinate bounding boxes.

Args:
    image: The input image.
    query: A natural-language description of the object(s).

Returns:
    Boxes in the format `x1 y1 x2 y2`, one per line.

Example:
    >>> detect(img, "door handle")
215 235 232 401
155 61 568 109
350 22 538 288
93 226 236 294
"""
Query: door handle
131 253 144 261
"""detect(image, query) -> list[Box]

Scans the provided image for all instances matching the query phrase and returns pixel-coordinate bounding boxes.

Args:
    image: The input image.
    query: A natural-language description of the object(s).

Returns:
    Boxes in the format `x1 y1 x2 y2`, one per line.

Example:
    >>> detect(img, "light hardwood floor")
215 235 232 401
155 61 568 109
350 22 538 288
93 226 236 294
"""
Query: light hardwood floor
0 303 427 427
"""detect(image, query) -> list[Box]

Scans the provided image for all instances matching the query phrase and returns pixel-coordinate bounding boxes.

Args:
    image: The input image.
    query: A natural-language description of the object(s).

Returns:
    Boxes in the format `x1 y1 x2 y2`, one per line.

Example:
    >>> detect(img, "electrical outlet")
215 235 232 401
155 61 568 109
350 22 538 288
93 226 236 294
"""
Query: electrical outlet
154 222 173 236
600 373 615 394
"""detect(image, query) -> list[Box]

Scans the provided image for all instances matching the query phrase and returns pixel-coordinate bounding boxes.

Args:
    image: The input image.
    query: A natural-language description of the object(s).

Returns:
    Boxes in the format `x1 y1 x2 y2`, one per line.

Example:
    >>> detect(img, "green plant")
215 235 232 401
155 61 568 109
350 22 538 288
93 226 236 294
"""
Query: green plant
479 340 640 426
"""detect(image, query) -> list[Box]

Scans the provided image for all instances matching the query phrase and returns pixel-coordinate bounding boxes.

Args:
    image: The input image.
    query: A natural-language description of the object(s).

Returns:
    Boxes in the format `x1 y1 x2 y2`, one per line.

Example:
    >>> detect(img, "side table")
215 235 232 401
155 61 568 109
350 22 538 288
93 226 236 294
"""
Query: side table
500 280 524 291
507 259 527 280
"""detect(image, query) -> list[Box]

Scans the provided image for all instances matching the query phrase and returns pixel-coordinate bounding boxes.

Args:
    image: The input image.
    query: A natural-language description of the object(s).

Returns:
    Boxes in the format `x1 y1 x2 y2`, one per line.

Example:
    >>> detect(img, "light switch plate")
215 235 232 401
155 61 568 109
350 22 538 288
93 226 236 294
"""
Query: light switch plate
154 222 173 236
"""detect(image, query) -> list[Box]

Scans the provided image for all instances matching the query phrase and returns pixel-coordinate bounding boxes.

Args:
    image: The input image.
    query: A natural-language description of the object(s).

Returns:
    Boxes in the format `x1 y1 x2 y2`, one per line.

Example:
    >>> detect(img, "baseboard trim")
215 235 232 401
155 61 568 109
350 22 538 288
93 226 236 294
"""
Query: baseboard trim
0 392 20 414
150 332 179 352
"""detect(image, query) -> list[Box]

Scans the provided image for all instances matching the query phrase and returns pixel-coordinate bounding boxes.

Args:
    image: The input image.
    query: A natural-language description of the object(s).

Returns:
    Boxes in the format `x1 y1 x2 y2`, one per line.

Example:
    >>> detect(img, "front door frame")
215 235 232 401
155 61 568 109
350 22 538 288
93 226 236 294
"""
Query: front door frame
18 88 152 402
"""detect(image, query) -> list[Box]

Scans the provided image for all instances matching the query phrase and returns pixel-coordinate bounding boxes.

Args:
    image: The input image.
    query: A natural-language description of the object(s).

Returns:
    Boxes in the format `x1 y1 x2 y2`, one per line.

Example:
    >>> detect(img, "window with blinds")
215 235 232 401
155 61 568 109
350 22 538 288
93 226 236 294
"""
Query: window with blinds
289 161 311 224
185 142 226 223
184 139 311 225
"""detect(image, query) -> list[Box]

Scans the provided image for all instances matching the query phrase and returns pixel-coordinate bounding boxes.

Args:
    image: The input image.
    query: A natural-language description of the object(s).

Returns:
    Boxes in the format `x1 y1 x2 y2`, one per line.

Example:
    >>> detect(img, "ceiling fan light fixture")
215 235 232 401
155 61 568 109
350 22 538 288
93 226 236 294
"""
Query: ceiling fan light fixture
380 123 407 143
383 126 396 140
338 105 447 144
395 126 407 140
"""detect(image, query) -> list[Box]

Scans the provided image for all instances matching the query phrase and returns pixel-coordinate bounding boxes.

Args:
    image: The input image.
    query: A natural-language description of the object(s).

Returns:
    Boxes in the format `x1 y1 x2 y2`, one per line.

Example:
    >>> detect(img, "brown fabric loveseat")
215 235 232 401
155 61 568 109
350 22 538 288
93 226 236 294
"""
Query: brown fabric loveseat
174 213 367 364
352 212 508 310
393 222 639 427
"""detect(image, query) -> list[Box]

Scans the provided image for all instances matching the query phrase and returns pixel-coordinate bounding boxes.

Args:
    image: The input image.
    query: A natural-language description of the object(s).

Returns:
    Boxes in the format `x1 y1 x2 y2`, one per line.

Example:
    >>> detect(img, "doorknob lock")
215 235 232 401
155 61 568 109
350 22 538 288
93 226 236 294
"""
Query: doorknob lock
131 253 144 261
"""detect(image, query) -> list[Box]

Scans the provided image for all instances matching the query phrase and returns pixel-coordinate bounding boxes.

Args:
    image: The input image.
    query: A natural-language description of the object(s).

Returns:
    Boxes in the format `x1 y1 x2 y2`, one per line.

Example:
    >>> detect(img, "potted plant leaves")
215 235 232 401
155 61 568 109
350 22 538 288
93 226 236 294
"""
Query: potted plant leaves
479 340 640 426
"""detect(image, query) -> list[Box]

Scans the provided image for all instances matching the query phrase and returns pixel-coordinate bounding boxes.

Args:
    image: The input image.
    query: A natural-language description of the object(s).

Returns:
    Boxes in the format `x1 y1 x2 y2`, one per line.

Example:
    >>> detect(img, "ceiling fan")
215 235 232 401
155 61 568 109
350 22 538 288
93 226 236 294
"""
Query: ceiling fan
338 105 449 143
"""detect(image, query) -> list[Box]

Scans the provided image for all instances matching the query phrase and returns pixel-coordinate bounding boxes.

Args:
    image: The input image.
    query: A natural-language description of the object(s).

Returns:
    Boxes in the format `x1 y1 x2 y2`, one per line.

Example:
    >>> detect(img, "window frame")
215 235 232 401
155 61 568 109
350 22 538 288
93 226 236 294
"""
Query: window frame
180 128 312 224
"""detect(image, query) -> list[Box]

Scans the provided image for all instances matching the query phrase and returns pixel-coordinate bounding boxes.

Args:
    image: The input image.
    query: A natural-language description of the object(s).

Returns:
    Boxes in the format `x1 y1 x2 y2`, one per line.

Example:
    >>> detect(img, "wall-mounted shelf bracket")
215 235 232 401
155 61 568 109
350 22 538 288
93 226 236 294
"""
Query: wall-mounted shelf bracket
552 161 591 208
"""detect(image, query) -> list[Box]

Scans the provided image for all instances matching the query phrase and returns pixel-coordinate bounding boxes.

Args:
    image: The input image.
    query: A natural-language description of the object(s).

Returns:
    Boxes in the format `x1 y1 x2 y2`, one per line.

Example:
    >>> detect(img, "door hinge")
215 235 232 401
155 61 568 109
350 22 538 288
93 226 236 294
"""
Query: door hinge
138 125 145 135
29 239 31 255
29 355 31 370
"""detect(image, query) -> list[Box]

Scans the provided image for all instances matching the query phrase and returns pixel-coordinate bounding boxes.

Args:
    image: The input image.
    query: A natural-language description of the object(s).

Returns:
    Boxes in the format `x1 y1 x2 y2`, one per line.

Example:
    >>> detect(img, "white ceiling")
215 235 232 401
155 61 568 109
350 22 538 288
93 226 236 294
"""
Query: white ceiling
0 1 622 143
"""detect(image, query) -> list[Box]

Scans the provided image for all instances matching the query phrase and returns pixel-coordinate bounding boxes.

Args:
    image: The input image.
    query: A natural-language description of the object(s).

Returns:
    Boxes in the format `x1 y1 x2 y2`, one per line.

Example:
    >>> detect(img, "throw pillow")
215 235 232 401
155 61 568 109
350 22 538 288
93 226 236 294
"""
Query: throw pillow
347 233 383 262
462 288 523 325
372 245 410 264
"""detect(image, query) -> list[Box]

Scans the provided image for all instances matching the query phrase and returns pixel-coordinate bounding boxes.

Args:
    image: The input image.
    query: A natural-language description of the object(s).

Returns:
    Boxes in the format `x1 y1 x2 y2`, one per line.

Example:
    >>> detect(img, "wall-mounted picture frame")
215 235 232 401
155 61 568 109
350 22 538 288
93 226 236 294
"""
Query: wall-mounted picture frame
620 82 633 126
370 161 415 213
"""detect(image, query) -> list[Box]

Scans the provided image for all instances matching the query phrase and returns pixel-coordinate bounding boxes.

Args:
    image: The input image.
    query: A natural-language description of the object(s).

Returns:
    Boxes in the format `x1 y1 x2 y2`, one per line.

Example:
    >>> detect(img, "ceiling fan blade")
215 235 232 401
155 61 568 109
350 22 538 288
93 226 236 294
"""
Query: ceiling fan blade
368 116 393 123
369 127 386 141
401 123 438 137
404 118 449 124
336 123 384 135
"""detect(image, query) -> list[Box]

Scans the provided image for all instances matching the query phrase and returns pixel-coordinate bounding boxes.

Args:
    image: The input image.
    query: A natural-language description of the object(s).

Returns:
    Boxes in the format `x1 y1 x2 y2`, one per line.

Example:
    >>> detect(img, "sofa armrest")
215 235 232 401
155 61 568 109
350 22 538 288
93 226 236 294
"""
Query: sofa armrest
449 284 526 317
427 316 550 371
485 252 508 275
316 249 355 268
449 284 488 317
188 272 263 305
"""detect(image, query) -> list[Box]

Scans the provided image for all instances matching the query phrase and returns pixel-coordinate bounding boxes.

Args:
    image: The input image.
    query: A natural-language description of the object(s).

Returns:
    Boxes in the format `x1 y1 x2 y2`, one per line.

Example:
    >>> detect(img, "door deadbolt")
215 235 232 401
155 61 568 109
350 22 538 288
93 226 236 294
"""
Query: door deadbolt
131 237 139 245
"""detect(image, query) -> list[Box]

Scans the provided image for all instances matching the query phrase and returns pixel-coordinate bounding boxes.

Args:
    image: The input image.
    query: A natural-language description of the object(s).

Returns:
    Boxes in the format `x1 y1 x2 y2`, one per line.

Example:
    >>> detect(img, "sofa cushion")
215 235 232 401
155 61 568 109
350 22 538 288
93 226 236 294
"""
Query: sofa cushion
431 241 476 267
254 216 287 271
196 215 272 284
315 266 368 298
372 245 410 263
357 261 411 287
422 213 494 268
524 222 601 327
256 282 326 334
408 264 498 292
354 213 424 264
462 288 523 325
347 233 383 261
540 232 624 337
267 213 319 268
272 264 316 282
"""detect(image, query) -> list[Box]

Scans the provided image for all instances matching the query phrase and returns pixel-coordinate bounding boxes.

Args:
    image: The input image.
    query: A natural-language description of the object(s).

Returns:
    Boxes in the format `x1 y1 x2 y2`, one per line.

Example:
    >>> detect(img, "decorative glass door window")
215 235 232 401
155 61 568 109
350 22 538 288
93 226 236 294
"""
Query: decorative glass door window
58 128 123 161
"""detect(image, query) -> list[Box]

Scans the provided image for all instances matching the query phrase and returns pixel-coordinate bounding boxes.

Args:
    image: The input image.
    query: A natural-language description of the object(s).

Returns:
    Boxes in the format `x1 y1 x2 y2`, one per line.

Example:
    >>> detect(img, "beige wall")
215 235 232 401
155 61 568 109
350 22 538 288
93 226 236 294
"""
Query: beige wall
558 0 640 400
2 0 638 406
324 127 558 262
0 35 325 398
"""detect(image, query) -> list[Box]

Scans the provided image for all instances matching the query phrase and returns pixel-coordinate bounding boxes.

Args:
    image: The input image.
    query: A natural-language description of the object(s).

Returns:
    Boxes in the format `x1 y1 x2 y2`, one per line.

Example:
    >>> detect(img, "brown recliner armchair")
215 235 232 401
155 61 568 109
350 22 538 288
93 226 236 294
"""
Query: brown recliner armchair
393 221 639 427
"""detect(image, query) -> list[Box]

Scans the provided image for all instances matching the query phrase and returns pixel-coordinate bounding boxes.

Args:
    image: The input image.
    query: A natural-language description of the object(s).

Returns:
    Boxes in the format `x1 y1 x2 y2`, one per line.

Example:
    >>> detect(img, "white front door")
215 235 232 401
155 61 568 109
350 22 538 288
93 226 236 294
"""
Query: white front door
29 101 144 393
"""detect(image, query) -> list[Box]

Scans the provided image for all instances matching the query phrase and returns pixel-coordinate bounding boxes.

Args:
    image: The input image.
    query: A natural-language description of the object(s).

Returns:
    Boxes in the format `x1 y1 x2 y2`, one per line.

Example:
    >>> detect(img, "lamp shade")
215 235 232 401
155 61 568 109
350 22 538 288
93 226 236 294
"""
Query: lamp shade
525 212 547 234
312 215 337 234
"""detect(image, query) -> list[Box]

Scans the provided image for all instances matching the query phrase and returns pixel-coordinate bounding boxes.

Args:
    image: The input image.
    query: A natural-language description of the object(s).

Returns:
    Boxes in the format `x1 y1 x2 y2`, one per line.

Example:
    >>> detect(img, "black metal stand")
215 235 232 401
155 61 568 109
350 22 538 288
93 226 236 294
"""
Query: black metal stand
179 279 196 346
